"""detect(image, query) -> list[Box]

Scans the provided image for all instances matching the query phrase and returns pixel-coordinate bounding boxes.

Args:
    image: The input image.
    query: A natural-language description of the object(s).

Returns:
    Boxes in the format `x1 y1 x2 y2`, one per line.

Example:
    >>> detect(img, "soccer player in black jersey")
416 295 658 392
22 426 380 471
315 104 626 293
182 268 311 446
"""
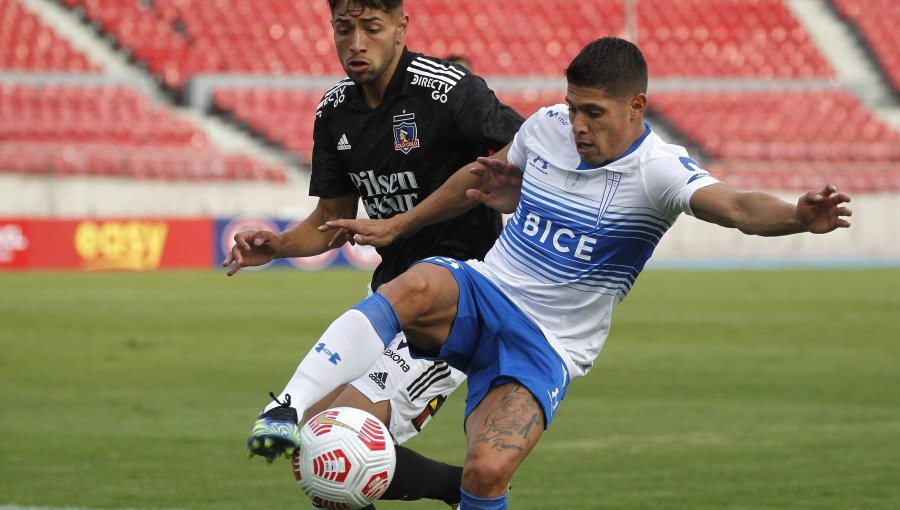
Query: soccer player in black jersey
222 0 523 508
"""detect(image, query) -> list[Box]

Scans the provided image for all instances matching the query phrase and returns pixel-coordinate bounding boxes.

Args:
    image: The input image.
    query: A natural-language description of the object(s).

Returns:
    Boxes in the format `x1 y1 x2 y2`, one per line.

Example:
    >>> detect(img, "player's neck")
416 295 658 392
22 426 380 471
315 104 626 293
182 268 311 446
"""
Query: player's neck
360 48 404 108
616 120 649 157
598 120 649 166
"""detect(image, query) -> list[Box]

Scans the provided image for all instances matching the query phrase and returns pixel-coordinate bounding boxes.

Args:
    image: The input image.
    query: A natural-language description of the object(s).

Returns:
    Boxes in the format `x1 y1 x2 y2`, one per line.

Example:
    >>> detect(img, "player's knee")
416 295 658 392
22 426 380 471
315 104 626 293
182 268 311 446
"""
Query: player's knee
461 453 514 496
379 271 431 313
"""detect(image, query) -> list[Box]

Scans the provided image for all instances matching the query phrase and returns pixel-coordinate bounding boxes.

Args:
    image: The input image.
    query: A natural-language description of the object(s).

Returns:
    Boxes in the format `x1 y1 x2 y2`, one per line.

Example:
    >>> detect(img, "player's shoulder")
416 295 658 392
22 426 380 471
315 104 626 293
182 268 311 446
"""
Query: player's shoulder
519 103 572 139
315 77 355 118
638 130 716 185
639 130 693 169
531 103 570 124
404 52 481 99
507 104 574 167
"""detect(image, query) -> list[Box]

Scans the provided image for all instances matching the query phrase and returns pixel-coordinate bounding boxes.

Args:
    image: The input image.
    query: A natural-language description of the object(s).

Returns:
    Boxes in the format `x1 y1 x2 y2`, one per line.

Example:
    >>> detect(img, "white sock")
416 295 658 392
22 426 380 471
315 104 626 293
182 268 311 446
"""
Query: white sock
265 309 387 415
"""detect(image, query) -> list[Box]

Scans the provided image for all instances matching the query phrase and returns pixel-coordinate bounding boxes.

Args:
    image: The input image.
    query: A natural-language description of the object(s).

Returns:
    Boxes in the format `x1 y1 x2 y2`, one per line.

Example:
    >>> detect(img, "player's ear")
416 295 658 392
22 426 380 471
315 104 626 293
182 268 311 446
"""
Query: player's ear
630 93 647 118
395 12 409 45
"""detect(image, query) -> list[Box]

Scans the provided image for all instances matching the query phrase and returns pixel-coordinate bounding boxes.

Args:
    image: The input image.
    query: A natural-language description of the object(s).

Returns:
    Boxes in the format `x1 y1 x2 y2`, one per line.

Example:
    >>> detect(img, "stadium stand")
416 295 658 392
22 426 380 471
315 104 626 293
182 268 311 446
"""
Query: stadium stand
211 87 564 163
62 0 342 89
61 0 624 87
0 0 896 193
213 87 319 163
496 89 566 120
0 81 287 181
1 0 96 71
707 159 900 194
0 140 286 181
651 89 899 161
652 89 900 192
831 0 900 94
62 0 833 85
1 83 204 146
638 0 835 78
401 0 626 76
0 0 290 183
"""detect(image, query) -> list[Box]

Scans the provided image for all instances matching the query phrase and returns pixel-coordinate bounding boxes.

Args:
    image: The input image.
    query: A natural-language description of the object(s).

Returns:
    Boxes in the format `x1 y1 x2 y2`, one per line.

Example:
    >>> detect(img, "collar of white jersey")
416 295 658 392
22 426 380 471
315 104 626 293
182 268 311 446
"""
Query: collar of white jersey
575 122 652 170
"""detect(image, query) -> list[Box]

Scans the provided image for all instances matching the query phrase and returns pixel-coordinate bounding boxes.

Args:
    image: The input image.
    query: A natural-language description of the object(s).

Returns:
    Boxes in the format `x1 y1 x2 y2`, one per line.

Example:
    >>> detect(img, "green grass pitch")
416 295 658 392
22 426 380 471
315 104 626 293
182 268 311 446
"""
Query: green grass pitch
1 268 898 509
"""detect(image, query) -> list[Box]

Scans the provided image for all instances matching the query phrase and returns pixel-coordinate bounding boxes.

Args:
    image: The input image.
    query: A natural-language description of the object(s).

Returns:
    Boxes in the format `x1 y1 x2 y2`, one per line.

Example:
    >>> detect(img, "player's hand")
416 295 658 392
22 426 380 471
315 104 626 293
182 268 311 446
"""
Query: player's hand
222 230 281 276
796 184 852 234
324 227 356 249
319 218 399 248
467 157 523 214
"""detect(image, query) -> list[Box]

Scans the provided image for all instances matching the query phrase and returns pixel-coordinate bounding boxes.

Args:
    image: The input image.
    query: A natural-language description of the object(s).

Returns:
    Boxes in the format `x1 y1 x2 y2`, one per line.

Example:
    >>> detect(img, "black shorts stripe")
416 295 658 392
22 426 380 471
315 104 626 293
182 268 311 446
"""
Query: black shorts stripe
407 362 452 400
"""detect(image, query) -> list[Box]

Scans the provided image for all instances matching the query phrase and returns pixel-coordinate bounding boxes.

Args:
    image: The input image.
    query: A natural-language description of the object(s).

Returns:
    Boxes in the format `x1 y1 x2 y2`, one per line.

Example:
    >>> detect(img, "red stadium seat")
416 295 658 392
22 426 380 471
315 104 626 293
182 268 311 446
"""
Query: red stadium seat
212 87 320 162
832 0 900 94
7 0 892 193
0 83 287 182
650 89 900 162
651 87 900 191
637 0 833 78
62 0 625 86
0 0 99 72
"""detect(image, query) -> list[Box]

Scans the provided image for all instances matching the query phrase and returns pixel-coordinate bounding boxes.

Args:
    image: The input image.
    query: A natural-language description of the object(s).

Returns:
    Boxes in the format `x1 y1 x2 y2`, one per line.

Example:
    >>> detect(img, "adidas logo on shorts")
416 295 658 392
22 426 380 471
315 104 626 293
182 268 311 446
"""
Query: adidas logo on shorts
369 371 388 389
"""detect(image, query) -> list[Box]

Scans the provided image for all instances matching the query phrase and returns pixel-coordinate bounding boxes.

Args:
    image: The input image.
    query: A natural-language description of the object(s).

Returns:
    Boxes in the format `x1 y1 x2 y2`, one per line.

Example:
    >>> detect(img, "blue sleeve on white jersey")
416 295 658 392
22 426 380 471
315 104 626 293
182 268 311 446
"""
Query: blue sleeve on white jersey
643 152 720 217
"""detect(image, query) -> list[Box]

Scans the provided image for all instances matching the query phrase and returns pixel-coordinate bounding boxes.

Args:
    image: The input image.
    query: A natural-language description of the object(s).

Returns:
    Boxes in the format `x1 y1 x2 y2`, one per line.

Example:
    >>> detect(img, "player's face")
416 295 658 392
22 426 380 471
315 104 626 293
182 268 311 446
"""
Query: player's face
565 84 646 166
331 1 408 89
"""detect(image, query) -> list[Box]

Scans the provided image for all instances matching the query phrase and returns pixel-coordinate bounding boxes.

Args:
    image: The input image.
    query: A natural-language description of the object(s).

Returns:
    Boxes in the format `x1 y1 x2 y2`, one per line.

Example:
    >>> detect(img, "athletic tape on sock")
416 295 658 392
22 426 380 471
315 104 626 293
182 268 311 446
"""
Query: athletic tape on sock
460 488 507 510
352 293 402 348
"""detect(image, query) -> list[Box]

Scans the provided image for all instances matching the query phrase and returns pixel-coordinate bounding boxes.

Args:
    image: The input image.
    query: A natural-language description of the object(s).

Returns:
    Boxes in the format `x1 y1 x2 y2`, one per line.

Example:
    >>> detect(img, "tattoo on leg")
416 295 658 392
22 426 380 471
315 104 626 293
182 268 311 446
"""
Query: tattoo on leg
475 385 543 453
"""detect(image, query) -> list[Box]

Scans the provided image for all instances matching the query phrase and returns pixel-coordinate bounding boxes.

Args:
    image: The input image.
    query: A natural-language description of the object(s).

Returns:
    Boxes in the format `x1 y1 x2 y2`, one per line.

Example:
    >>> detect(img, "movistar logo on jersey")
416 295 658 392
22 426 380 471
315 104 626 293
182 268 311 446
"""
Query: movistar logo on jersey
545 109 569 126
393 113 420 154
337 133 351 151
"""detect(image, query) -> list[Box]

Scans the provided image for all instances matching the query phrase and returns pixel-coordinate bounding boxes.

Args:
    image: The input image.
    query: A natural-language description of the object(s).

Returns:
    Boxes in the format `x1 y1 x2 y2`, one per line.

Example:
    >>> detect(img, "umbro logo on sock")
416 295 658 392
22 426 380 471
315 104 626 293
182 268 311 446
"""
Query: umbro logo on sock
337 133 351 151
369 371 388 389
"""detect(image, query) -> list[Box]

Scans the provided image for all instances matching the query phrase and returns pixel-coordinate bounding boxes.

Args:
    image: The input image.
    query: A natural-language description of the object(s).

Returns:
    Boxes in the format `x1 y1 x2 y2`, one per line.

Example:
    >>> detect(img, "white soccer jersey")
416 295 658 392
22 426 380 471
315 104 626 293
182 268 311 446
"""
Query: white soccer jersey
468 104 720 378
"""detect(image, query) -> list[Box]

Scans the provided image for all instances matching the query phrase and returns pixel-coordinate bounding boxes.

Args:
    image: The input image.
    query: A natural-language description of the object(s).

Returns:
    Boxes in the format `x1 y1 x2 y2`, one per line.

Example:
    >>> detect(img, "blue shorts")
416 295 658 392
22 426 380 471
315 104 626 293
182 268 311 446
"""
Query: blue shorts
414 256 570 428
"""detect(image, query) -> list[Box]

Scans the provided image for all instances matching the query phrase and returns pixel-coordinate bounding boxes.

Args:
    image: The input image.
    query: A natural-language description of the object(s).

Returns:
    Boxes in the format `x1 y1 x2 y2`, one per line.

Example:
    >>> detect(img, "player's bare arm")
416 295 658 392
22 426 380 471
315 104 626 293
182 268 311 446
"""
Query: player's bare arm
689 182 852 236
320 143 515 247
223 195 358 275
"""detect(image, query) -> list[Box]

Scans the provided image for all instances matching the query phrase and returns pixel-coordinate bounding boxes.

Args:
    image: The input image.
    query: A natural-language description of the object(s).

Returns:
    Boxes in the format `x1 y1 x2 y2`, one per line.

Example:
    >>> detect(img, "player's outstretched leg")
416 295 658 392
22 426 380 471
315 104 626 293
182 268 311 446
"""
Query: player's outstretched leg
247 301 401 464
247 392 301 463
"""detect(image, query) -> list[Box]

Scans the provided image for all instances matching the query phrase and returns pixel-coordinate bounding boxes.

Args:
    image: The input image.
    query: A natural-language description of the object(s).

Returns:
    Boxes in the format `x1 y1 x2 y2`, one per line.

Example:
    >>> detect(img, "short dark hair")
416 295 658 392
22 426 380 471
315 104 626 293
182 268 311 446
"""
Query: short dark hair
328 0 403 15
565 37 648 99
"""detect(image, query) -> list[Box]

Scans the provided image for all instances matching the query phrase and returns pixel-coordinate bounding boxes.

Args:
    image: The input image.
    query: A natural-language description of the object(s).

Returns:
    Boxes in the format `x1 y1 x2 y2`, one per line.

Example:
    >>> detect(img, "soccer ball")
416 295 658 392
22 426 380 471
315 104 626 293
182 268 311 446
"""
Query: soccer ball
292 407 396 510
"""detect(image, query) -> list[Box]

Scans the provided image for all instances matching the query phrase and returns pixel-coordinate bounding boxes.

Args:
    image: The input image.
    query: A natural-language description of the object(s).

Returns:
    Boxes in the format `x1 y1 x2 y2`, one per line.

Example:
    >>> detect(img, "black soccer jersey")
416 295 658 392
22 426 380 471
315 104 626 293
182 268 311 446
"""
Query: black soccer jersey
310 48 524 289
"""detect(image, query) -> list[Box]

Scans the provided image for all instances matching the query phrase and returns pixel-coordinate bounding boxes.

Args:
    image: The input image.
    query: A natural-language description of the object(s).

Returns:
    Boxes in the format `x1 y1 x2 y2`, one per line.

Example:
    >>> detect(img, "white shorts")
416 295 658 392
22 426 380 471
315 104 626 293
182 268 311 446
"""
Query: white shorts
350 332 467 444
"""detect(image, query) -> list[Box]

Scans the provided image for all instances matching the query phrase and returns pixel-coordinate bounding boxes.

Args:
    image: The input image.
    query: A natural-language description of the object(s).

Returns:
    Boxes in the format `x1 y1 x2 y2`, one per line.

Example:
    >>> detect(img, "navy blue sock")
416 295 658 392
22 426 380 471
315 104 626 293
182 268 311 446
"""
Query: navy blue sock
459 488 507 509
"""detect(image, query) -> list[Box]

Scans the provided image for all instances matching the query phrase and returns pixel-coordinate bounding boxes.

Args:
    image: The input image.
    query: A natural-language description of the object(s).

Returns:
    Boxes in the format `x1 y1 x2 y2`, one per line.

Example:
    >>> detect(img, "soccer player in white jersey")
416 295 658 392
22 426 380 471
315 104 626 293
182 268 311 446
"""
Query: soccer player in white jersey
282 37 853 508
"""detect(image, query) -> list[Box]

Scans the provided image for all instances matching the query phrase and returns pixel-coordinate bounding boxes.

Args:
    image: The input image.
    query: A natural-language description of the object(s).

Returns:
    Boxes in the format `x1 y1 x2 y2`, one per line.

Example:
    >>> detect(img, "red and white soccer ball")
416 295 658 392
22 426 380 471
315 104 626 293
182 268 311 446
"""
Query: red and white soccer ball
293 407 396 510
